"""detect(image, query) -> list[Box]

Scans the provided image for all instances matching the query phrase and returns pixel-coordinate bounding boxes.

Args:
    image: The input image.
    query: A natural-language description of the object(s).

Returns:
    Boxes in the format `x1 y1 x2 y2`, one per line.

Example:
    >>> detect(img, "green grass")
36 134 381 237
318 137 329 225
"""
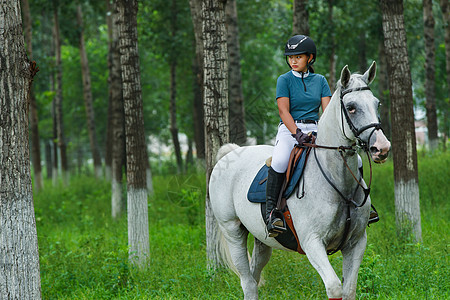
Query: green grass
35 152 449 299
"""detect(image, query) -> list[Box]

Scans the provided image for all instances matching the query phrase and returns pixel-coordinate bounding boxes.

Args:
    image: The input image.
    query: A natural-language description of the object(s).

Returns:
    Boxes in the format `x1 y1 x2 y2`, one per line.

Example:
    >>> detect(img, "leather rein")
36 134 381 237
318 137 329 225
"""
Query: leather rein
302 85 381 255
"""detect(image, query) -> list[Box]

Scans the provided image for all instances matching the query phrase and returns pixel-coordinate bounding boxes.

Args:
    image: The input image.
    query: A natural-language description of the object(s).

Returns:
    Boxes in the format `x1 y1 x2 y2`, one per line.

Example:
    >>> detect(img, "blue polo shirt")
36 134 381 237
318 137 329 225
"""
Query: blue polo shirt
276 70 332 121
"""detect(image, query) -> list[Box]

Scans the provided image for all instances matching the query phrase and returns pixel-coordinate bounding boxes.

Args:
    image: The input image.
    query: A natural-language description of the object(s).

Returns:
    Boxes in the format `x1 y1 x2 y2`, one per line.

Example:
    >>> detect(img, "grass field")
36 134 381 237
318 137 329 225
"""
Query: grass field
35 151 449 299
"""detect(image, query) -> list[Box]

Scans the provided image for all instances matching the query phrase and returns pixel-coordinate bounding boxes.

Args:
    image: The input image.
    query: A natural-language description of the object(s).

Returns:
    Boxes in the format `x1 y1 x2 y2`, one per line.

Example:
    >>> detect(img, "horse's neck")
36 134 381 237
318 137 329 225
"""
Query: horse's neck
315 91 359 188
316 91 350 147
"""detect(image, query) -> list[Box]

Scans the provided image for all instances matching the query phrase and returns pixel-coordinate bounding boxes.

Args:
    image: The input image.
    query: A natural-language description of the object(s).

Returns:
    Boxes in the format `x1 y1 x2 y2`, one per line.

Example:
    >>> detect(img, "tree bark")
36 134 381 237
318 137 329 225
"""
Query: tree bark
380 0 422 242
202 0 229 269
378 39 391 140
109 0 126 219
105 0 114 181
53 4 69 184
293 0 310 35
169 0 183 173
45 140 53 179
0 1 42 298
423 0 438 151
226 0 246 145
77 5 103 177
359 31 367 73
21 0 43 192
189 0 205 159
116 0 150 266
327 0 336 93
439 0 450 150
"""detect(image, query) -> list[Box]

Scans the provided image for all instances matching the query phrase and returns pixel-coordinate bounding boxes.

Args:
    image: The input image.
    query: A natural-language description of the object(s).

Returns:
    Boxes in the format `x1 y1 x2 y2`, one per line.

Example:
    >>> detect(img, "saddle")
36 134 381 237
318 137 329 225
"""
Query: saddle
247 136 316 254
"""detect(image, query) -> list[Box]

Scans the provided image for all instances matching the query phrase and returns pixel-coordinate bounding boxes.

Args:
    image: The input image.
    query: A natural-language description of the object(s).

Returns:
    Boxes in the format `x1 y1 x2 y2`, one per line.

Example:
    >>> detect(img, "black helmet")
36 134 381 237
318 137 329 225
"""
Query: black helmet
284 35 316 65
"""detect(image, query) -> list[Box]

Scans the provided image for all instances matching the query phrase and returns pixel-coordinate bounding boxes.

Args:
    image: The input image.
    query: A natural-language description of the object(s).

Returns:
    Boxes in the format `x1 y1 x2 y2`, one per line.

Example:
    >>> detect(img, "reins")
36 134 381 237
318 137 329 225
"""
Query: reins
300 85 381 255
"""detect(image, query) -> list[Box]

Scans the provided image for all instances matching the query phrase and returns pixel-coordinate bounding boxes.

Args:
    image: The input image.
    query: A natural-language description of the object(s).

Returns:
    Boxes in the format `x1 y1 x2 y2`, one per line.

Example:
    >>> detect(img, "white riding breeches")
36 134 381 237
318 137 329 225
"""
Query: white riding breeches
271 123 363 174
271 123 317 173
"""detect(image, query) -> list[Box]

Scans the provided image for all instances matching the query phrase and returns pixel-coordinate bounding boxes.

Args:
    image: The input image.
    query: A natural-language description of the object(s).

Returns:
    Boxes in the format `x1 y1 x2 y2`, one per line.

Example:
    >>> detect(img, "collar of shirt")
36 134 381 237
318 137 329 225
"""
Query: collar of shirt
292 70 310 78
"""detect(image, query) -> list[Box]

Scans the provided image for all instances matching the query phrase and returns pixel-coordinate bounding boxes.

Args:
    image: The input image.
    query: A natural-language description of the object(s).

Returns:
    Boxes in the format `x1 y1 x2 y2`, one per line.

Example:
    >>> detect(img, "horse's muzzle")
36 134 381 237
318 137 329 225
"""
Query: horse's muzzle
370 131 391 164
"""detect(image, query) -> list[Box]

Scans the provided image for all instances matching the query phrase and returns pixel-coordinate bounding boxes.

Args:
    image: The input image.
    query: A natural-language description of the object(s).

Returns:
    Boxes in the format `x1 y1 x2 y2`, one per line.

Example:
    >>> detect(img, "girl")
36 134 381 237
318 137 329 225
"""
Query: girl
266 35 331 236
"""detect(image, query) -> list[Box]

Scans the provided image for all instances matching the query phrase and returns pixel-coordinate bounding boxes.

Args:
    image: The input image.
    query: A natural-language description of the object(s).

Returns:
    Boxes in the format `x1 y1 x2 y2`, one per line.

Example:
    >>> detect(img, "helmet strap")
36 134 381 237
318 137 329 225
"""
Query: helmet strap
285 56 292 69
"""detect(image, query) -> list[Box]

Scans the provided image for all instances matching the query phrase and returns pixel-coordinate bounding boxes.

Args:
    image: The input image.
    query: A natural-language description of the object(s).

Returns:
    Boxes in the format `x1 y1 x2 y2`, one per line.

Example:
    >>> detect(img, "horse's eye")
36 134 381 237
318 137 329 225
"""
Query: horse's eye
347 105 356 114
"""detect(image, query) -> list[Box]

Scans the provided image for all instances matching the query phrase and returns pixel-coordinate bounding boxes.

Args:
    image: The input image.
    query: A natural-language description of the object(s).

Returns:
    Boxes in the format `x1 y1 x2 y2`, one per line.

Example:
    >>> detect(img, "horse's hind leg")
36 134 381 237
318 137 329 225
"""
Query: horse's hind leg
221 221 259 300
250 238 272 285
304 239 343 299
341 232 367 300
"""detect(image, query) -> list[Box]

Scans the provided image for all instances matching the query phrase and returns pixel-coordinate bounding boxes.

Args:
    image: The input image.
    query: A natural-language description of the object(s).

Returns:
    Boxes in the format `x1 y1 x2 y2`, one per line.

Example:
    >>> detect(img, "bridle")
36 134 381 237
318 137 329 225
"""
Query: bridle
302 85 383 255
340 86 382 152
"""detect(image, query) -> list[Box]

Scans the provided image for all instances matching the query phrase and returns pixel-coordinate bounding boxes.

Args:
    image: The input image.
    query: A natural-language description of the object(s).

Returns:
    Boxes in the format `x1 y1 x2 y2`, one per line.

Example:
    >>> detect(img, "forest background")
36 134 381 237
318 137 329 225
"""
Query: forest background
9 0 450 299
29 0 448 171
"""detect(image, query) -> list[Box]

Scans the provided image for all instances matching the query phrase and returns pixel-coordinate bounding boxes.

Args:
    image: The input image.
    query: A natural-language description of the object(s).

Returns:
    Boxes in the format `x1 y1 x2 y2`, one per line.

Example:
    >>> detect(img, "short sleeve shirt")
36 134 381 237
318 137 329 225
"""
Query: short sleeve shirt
276 70 332 121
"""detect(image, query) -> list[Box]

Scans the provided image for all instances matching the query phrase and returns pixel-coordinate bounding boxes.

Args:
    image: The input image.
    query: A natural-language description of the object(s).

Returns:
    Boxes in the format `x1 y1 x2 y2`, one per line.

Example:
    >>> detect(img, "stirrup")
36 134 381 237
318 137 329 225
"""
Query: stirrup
368 210 379 226
267 211 286 237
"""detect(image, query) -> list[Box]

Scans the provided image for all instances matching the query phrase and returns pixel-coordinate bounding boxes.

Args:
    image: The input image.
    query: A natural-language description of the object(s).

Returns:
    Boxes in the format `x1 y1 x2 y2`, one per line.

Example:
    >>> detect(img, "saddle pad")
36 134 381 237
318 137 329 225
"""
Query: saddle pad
247 148 309 203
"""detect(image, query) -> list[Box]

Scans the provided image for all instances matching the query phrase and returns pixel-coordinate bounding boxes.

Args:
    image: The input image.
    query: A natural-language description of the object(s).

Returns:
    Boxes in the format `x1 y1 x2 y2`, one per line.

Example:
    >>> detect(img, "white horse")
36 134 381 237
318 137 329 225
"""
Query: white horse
209 62 391 300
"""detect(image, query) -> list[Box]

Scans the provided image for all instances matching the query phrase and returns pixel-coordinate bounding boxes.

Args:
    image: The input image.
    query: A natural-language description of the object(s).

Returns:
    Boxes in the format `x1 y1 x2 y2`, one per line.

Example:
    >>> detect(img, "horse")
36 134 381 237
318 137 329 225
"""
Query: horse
209 62 391 300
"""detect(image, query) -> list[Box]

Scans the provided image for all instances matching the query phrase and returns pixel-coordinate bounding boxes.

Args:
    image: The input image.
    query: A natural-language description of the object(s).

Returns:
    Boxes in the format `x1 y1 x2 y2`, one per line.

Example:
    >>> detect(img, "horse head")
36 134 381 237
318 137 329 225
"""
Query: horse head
338 61 391 163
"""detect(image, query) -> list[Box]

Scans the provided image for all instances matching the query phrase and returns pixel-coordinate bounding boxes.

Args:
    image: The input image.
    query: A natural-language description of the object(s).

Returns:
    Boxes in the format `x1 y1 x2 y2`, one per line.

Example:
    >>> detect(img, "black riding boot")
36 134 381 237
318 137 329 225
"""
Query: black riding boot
360 163 380 225
266 167 286 237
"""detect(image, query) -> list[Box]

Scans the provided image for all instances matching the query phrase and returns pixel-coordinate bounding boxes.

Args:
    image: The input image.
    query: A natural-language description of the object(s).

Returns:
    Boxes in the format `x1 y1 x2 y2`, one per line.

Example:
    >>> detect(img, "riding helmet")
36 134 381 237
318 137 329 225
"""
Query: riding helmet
284 35 316 65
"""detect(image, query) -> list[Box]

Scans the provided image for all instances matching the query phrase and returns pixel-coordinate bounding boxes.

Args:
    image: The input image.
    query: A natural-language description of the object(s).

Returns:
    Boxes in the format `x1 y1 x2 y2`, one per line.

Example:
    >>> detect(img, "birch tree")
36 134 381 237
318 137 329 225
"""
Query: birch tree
423 0 438 151
189 0 206 159
202 0 229 268
226 0 246 145
116 0 150 266
53 2 69 184
77 4 103 177
293 0 310 35
21 0 43 191
380 0 422 242
108 0 126 219
0 1 41 297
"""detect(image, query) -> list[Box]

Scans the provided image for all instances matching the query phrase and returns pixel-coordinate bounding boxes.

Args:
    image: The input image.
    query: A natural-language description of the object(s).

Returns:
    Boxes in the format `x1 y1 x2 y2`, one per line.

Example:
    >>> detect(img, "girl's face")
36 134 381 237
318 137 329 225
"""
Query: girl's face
288 54 312 73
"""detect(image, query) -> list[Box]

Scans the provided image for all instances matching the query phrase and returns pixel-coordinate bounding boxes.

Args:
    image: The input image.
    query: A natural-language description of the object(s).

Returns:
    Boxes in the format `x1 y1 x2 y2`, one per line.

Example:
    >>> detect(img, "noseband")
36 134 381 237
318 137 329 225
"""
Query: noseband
340 86 382 151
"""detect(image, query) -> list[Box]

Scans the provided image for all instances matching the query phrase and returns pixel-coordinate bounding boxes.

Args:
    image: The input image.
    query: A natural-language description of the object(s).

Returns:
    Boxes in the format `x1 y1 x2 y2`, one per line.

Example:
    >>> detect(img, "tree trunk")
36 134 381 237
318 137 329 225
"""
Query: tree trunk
169 0 183 173
189 0 205 159
378 39 391 139
116 0 150 266
53 5 69 184
45 140 53 179
109 0 126 219
327 0 336 93
170 60 183 172
105 0 114 181
359 31 367 73
202 0 229 269
380 0 422 242
77 5 103 177
293 0 310 35
423 0 438 151
0 1 42 297
226 0 246 145
21 0 43 192
439 0 450 150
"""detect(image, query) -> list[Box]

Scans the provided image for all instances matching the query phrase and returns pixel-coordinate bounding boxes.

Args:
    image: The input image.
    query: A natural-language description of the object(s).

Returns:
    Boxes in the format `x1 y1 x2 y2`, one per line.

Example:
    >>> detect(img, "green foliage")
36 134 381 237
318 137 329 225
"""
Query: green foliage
36 153 449 299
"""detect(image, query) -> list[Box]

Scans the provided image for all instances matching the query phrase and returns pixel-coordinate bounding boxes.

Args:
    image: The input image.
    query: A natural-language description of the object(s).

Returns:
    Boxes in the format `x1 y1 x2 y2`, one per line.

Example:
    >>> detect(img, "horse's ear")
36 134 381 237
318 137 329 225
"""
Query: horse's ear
340 65 351 88
363 61 377 85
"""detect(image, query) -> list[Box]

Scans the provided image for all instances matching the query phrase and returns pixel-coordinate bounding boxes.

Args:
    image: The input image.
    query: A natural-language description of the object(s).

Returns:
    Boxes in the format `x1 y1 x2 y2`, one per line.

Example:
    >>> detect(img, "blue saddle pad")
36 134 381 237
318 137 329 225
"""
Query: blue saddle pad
247 148 309 203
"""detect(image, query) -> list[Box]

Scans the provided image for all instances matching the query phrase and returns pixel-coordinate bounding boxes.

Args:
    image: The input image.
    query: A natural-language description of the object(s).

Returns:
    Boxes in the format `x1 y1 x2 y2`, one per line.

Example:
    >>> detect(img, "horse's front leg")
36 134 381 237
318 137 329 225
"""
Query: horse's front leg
341 231 367 300
303 238 343 299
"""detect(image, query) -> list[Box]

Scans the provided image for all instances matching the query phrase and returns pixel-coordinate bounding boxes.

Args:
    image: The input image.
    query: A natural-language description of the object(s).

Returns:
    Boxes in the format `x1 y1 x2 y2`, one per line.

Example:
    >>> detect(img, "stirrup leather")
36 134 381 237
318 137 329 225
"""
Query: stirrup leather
368 204 380 225
267 210 287 237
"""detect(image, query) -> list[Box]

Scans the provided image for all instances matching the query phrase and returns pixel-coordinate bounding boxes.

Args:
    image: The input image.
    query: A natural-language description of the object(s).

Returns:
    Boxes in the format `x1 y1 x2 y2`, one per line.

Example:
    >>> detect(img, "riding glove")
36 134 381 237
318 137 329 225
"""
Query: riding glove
292 128 311 146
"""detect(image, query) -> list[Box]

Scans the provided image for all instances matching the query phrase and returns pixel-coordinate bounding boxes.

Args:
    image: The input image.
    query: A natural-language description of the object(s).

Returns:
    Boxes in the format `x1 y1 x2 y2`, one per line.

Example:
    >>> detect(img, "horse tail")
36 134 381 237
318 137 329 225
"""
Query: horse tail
215 143 239 164
215 225 250 277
